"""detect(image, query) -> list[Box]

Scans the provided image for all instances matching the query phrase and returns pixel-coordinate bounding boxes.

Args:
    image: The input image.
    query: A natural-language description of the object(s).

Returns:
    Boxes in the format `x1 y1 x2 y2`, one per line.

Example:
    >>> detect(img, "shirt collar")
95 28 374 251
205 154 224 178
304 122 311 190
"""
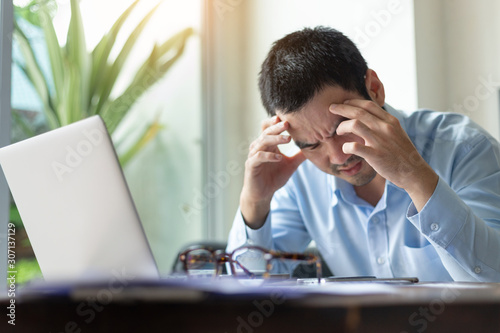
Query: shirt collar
329 176 373 207
330 176 396 211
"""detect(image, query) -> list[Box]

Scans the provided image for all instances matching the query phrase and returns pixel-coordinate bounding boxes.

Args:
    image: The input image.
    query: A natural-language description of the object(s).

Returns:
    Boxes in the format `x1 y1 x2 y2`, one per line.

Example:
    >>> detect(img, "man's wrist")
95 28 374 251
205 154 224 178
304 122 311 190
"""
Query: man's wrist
240 196 271 230
404 167 439 212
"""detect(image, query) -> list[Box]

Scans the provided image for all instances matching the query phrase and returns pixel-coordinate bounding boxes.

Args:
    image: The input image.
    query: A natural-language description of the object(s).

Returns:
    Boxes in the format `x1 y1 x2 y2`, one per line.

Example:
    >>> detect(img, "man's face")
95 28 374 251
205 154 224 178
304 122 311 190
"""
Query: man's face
277 85 377 187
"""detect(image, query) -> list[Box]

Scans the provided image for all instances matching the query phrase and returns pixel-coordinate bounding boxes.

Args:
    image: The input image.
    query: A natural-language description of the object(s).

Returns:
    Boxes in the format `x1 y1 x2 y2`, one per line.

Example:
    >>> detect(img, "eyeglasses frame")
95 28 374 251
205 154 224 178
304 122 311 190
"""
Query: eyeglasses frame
179 245 322 282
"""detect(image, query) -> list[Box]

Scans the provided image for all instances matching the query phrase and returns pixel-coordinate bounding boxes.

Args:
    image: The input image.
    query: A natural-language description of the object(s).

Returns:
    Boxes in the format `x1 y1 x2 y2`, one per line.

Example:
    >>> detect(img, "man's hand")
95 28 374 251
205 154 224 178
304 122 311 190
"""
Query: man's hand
240 116 306 229
330 99 438 211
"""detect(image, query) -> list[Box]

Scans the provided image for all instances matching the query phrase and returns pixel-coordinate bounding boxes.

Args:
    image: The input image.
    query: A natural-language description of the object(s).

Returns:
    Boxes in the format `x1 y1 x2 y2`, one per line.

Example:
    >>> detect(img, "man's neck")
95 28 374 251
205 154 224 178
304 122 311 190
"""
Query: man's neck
354 173 386 207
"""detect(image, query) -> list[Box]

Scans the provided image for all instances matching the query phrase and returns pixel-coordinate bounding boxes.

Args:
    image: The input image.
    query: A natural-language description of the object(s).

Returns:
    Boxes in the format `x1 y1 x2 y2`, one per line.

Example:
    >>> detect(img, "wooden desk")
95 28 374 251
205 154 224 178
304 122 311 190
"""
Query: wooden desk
3 280 500 333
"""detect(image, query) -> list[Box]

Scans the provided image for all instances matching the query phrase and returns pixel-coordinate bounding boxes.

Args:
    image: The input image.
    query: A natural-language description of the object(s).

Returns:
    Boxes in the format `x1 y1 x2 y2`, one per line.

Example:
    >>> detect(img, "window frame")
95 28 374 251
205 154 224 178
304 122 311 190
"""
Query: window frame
0 0 13 293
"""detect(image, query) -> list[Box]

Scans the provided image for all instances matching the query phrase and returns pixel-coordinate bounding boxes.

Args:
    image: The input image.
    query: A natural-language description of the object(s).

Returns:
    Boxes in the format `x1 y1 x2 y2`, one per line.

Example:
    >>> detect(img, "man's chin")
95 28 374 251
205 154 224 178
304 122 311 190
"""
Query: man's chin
350 171 377 187
339 165 377 187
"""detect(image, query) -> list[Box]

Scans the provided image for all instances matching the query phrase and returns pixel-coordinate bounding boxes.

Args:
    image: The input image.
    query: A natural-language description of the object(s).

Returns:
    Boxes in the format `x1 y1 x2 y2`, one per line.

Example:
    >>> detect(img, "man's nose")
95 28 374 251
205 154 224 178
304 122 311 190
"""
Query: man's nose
325 138 350 165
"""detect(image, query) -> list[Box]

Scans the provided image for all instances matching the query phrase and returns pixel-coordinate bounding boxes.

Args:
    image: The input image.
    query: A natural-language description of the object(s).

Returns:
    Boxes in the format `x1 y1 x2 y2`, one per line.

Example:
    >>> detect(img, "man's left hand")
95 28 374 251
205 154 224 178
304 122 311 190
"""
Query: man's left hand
330 99 438 211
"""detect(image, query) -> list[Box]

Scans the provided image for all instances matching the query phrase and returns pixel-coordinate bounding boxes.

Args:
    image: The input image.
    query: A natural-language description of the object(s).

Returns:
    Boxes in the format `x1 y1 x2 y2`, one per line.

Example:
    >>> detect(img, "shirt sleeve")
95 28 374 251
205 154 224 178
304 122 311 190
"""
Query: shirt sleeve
226 179 312 254
407 136 500 282
226 207 273 252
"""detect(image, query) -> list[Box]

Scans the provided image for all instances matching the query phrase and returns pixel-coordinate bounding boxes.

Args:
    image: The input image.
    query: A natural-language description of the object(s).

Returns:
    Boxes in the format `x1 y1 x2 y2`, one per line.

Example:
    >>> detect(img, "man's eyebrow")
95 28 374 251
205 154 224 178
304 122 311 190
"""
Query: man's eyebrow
293 117 348 150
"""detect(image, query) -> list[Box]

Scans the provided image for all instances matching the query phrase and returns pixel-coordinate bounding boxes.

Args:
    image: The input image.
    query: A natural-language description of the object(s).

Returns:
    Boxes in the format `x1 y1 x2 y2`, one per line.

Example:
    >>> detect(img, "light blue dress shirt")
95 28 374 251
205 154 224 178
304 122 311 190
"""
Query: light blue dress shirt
227 105 500 282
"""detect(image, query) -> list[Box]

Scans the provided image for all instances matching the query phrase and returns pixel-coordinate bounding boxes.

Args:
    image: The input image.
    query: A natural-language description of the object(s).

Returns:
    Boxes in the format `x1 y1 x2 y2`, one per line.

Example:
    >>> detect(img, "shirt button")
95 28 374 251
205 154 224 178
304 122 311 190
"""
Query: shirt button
377 256 386 265
474 266 482 274
430 223 439 231
372 216 380 224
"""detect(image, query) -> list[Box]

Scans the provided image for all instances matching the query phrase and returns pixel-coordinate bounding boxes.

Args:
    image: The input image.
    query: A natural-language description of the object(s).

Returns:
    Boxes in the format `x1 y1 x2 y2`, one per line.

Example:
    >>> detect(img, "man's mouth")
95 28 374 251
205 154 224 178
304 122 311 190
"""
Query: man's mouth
337 160 363 176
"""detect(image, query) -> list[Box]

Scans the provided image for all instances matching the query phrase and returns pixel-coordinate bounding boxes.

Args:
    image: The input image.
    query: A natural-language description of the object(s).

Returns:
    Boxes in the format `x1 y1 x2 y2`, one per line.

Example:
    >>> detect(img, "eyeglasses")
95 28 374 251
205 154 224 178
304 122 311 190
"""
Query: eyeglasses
178 245 322 283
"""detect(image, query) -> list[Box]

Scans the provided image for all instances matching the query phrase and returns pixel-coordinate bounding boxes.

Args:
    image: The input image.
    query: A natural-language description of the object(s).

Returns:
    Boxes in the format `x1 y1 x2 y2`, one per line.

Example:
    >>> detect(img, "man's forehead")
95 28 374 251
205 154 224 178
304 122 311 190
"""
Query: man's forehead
276 86 356 119
277 109 341 142
275 85 363 139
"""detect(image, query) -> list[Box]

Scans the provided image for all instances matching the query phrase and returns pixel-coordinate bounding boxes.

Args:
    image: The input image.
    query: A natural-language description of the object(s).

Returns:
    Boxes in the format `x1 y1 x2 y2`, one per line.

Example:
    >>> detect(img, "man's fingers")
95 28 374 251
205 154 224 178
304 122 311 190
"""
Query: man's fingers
247 150 306 174
247 115 295 168
329 104 379 127
261 116 277 131
336 118 374 143
247 151 284 168
335 99 389 120
262 119 289 136
331 100 402 145
341 141 372 158
249 118 291 157
261 115 282 132
330 99 400 133
249 134 291 157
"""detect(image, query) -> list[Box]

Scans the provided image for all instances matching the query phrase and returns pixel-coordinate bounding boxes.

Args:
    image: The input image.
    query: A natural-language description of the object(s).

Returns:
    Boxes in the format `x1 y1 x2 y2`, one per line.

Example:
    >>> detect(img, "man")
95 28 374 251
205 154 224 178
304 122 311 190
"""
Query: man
226 26 500 281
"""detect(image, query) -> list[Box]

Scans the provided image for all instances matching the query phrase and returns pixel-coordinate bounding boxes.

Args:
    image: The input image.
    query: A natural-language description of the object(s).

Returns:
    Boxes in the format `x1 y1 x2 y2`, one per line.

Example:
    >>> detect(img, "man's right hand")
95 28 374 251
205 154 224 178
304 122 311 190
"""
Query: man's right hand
240 116 306 229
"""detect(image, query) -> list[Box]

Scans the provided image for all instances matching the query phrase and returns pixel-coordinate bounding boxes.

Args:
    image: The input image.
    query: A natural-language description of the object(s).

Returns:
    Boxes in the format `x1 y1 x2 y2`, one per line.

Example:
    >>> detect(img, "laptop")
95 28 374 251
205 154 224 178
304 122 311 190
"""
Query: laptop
0 116 159 282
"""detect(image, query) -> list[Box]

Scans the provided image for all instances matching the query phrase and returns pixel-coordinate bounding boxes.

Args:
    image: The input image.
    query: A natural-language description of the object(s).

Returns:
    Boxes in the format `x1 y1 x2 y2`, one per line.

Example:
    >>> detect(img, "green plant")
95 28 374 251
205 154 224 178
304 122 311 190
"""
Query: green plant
13 0 193 164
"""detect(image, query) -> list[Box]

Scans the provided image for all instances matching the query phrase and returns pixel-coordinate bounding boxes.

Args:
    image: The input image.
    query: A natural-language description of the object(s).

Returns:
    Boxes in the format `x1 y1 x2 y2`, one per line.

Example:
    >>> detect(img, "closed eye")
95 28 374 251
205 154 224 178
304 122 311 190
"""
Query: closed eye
307 143 320 151
295 141 319 150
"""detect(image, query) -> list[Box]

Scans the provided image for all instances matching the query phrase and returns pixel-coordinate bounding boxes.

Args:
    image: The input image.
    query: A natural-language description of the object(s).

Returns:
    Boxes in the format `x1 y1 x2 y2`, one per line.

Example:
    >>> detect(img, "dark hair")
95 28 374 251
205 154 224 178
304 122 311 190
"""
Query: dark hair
258 26 371 116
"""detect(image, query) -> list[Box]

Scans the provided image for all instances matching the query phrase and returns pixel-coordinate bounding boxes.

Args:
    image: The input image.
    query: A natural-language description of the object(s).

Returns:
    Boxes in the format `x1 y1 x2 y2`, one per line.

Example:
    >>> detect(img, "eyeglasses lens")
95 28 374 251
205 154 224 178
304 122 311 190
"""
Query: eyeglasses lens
186 249 216 277
232 247 269 277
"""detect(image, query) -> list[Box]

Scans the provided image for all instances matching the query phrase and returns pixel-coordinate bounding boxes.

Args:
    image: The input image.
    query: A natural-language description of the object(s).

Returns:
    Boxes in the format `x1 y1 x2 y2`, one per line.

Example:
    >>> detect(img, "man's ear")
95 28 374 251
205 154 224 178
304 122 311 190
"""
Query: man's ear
365 69 385 107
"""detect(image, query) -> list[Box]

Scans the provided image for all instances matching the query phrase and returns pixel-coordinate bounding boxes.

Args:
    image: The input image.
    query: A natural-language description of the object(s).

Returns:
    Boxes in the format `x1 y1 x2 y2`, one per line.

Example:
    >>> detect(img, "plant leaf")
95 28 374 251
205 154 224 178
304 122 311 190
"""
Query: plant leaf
38 4 64 108
101 28 193 133
56 60 70 125
11 110 36 138
94 1 162 116
68 61 83 124
157 28 193 72
157 27 194 56
127 27 194 90
13 23 59 128
9 203 23 227
119 117 164 166
89 0 141 113
13 25 49 103
58 59 82 126
66 0 89 120
14 0 58 27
